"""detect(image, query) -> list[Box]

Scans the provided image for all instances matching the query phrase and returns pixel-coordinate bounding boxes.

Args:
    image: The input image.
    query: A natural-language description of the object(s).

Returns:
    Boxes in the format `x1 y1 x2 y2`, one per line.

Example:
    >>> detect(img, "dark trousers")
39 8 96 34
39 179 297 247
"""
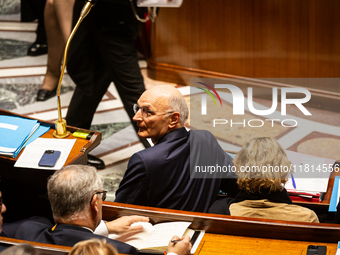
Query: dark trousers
21 0 47 43
66 0 148 147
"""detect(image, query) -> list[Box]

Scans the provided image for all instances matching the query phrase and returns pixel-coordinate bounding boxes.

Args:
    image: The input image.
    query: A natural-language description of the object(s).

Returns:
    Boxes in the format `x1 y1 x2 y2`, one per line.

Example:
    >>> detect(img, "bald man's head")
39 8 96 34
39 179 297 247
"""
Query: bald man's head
132 85 189 143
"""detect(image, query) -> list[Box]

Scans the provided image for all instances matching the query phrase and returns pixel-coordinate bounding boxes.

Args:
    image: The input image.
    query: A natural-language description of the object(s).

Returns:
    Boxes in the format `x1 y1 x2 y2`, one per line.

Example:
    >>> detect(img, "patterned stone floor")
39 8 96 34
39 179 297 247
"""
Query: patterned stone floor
0 9 174 200
1 8 340 201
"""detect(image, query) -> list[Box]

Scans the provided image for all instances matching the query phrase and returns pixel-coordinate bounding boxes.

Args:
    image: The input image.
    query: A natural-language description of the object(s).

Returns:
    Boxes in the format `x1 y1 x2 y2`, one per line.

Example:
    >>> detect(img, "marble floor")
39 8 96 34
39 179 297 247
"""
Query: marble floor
1 8 340 201
0 10 176 201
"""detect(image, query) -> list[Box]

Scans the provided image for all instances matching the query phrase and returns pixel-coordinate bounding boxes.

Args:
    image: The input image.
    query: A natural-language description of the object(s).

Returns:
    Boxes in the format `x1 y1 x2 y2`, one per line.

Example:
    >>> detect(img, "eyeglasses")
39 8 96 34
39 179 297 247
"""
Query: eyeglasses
133 104 174 118
89 190 107 204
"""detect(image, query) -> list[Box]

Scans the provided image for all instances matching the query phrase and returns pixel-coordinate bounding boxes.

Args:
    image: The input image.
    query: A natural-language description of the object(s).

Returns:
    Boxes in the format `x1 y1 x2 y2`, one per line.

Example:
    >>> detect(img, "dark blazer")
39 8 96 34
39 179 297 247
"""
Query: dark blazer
3 217 136 255
115 128 238 212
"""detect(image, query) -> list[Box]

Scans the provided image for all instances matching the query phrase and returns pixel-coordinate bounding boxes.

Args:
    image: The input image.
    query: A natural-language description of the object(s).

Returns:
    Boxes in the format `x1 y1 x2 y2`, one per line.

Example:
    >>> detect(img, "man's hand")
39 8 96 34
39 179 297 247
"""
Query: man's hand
167 235 191 255
105 215 149 235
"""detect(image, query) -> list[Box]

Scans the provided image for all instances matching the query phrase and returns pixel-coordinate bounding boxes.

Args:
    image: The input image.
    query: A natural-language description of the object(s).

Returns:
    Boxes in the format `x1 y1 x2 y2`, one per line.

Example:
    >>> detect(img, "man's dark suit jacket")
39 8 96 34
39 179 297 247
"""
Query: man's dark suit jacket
115 128 238 212
2 217 137 255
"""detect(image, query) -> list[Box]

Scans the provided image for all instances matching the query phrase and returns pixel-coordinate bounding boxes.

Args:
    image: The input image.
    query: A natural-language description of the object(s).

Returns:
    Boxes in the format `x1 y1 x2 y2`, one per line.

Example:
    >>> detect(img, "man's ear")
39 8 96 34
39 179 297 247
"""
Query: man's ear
168 112 180 128
90 194 100 213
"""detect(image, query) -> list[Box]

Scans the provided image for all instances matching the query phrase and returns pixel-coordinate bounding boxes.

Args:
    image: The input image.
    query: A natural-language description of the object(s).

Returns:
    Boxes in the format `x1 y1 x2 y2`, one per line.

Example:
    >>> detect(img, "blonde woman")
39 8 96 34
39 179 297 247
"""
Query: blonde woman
69 239 118 255
209 137 319 223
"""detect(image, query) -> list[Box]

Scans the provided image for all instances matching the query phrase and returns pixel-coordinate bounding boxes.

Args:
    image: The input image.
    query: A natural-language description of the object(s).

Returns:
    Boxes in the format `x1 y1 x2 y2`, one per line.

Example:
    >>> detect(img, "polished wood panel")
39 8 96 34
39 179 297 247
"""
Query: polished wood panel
148 0 340 84
0 236 71 255
0 236 129 255
0 108 101 189
272 161 340 216
0 109 101 222
102 202 340 243
195 234 337 255
0 109 101 166
3 216 334 255
312 161 340 205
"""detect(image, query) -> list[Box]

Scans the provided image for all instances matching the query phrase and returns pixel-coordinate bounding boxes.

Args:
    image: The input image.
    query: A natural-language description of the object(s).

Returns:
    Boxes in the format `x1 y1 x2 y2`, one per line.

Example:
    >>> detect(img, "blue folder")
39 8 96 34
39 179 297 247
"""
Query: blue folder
329 176 340 212
0 115 44 158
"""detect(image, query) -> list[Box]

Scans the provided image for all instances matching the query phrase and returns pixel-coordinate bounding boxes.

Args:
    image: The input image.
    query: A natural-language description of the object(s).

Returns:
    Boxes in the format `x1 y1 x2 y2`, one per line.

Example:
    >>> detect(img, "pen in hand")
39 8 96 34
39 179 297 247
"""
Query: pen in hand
171 239 182 244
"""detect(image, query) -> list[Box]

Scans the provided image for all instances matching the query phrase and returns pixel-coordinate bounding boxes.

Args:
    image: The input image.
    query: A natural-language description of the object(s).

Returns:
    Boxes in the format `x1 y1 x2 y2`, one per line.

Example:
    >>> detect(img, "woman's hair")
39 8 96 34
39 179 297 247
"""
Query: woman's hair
233 137 292 193
68 239 118 255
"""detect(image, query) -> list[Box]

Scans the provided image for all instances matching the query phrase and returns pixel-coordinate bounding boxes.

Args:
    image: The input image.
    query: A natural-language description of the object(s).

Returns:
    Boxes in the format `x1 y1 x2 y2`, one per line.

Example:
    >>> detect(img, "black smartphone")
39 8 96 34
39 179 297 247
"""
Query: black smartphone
38 150 61 167
306 245 327 255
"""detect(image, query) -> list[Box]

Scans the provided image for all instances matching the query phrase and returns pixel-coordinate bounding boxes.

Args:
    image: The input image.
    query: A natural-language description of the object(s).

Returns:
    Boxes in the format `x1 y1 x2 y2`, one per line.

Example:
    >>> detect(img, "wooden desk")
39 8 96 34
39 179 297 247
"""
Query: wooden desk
0 236 130 255
2 216 335 255
195 234 337 255
0 236 71 255
102 202 340 254
283 161 340 222
0 109 101 168
0 109 101 222
1 224 335 255
148 0 340 82
2 202 337 255
102 202 340 244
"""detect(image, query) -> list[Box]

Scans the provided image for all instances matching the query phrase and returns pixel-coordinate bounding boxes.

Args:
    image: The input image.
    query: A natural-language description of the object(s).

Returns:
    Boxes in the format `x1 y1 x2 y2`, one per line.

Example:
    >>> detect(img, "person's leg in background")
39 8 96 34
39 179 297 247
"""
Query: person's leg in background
65 0 105 130
36 0 63 100
27 14 48 56
54 0 74 41
36 0 75 101
66 62 112 131
66 48 111 170
94 1 150 148
65 0 109 169
66 0 149 170
21 0 48 56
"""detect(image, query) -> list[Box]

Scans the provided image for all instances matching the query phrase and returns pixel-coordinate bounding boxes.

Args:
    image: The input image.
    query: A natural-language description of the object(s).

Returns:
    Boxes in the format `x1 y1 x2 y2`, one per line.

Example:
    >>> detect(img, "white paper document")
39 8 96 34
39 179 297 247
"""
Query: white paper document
286 178 329 193
14 138 76 170
109 221 204 254
285 150 335 193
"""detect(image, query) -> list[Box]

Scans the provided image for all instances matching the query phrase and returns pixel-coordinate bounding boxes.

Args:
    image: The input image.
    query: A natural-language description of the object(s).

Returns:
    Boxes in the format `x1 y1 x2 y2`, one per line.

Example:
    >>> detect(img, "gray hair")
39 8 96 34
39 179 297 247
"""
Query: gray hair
47 164 102 222
0 244 37 255
166 93 189 125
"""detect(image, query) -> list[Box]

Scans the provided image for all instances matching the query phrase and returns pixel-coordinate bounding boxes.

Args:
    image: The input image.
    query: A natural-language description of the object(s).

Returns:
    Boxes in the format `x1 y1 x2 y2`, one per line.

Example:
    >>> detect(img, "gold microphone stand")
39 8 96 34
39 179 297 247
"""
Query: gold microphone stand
53 1 96 138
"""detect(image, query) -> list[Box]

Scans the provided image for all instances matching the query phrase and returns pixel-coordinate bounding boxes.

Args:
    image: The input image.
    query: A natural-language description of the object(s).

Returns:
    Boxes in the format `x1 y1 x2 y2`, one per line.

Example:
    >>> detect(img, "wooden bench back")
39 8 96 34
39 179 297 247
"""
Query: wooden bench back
103 201 340 243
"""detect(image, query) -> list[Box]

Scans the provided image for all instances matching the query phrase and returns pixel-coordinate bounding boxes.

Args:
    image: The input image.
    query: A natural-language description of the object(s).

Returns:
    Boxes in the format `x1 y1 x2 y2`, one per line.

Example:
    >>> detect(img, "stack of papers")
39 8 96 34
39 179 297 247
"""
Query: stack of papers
287 190 320 198
287 189 321 203
0 115 40 158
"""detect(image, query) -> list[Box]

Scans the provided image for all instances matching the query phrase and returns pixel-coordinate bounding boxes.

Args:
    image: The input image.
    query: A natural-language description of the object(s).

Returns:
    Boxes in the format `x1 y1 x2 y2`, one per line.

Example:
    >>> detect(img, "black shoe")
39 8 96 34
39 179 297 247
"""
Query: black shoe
36 87 57 101
87 154 105 170
27 42 48 56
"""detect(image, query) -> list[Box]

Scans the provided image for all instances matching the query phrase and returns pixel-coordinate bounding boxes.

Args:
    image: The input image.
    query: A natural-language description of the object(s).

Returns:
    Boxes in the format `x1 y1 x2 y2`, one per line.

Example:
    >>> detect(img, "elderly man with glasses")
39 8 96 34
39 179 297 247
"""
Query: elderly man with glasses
115 85 238 212
4 165 149 254
1 165 144 254
1 165 191 255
